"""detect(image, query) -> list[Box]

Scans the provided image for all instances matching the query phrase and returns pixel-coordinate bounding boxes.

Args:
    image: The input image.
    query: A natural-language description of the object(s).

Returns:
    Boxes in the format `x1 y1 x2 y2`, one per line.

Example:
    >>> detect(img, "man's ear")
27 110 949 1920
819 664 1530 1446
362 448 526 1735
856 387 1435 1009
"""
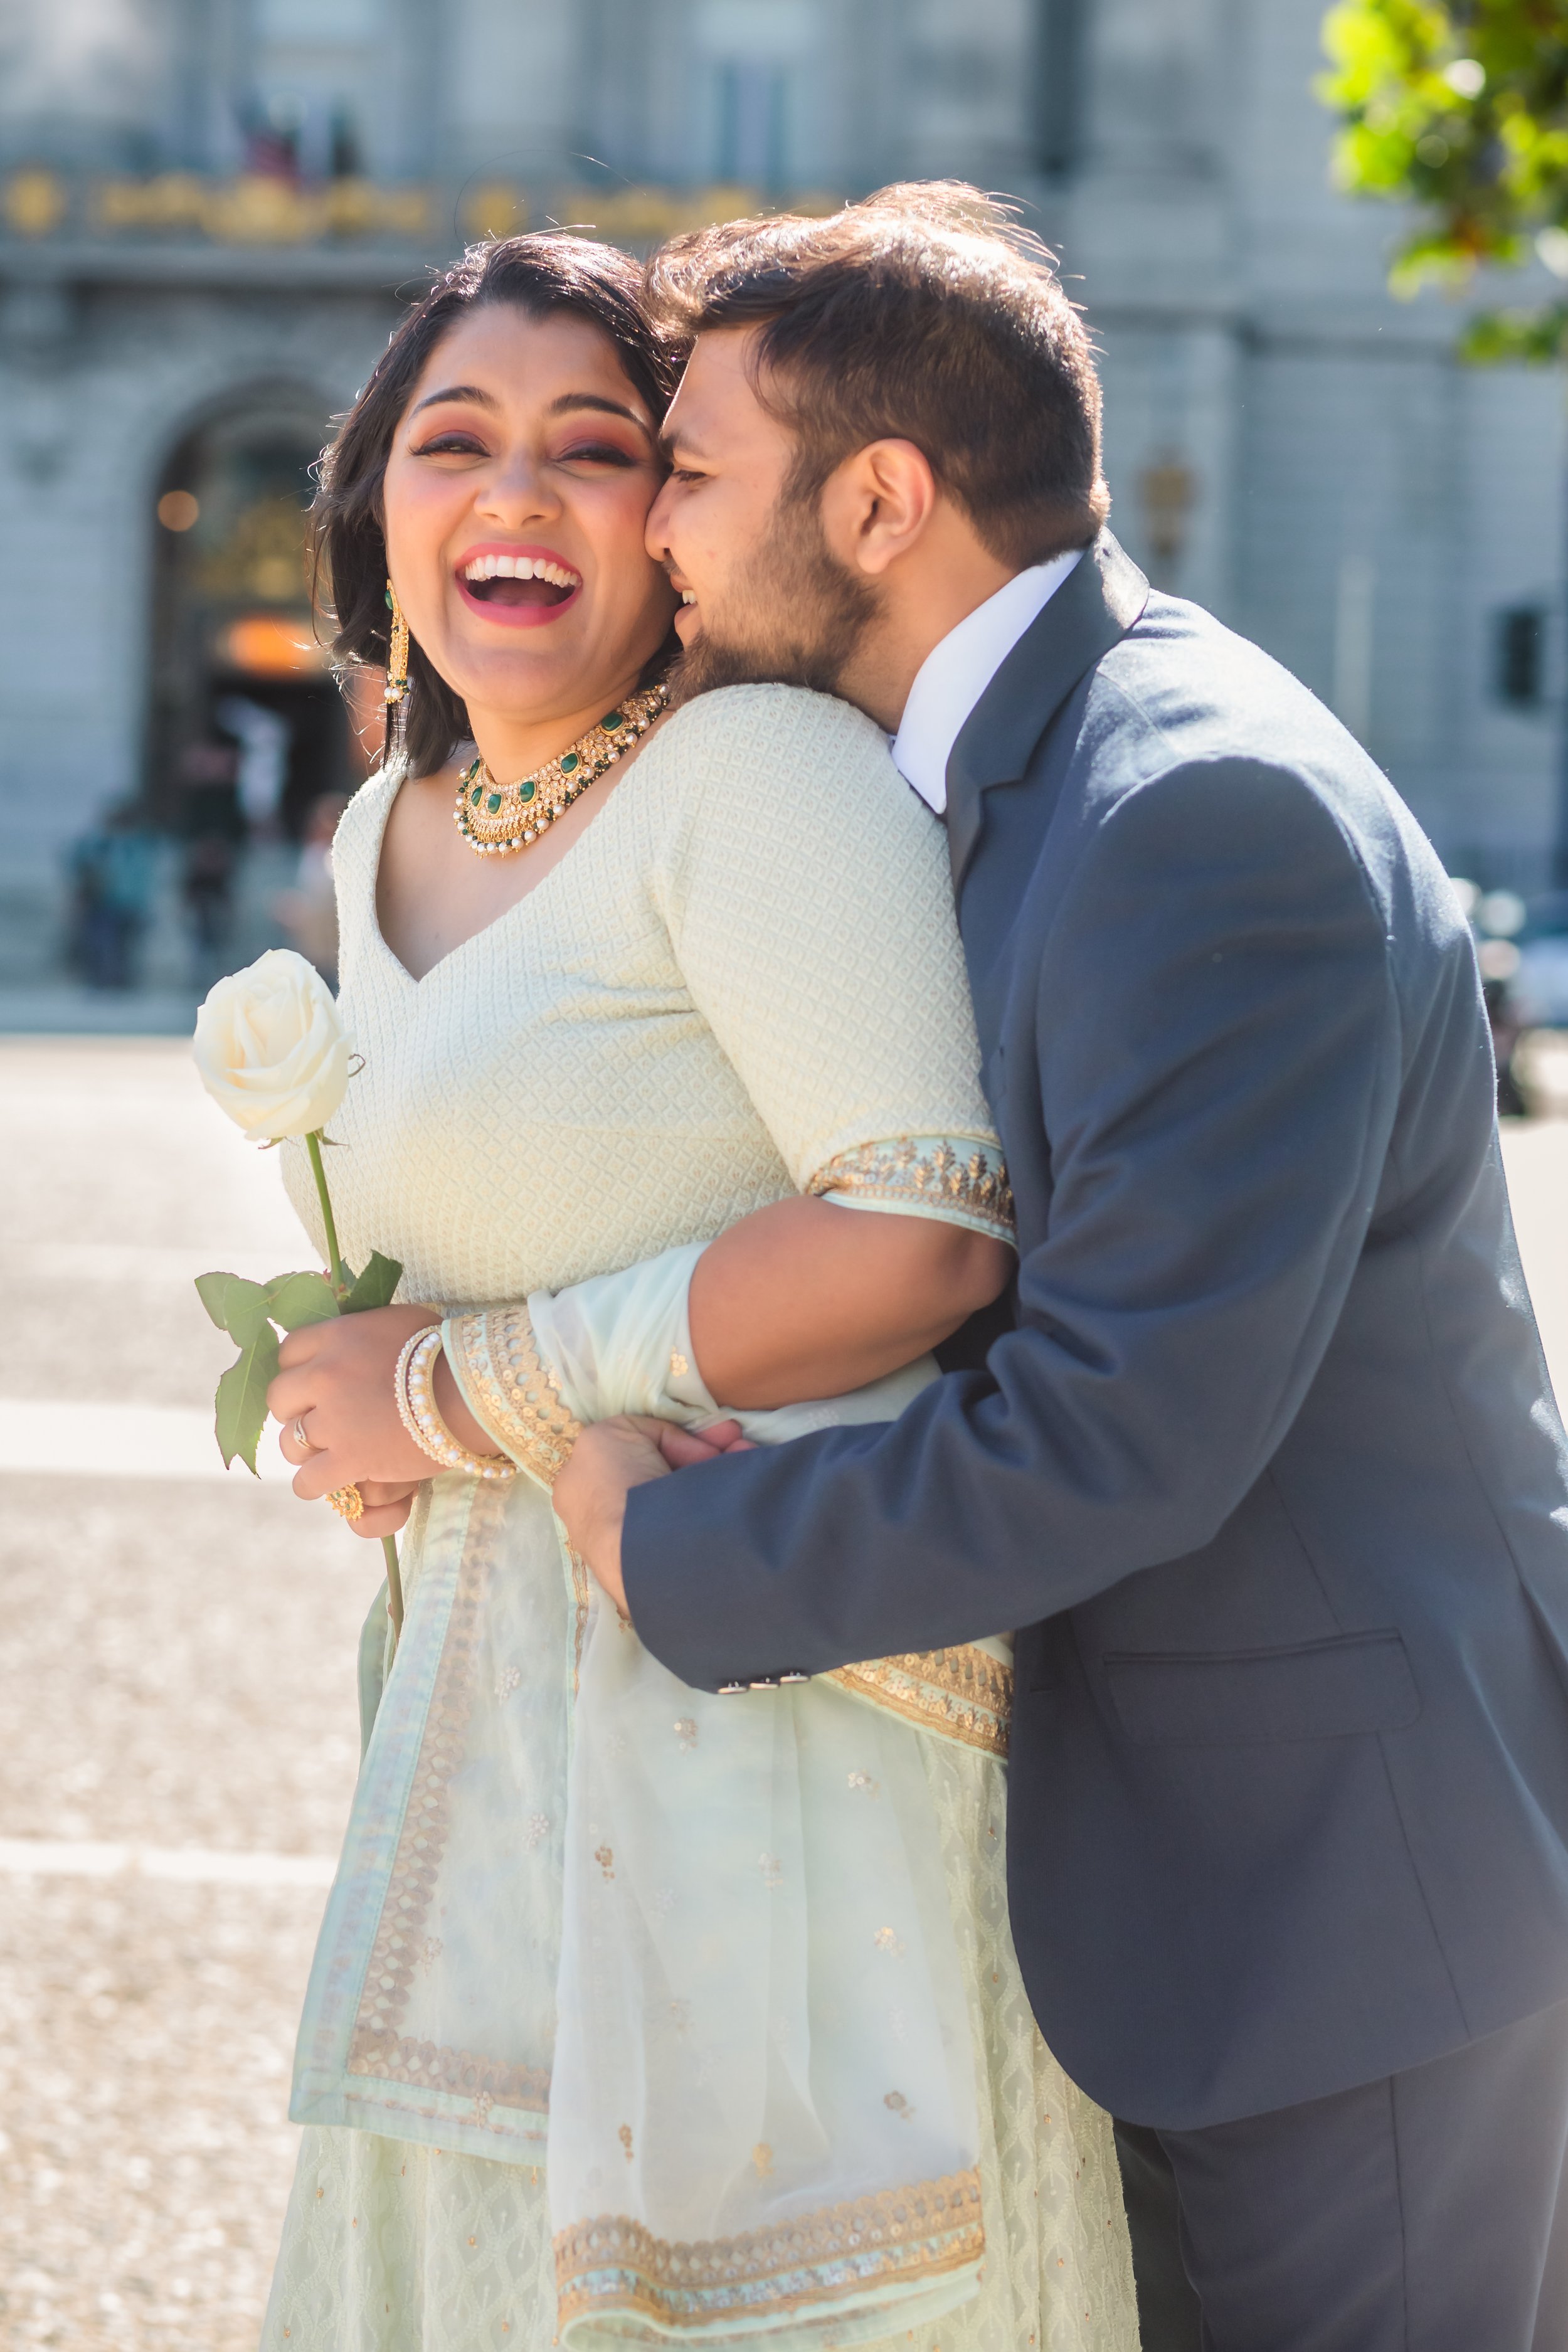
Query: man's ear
819 439 939 578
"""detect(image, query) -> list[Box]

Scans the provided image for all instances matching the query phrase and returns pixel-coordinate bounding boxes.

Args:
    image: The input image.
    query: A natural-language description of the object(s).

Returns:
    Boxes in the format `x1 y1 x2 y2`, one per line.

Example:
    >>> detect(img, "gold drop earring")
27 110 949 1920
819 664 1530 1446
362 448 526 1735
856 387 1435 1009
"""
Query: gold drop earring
384 576 410 760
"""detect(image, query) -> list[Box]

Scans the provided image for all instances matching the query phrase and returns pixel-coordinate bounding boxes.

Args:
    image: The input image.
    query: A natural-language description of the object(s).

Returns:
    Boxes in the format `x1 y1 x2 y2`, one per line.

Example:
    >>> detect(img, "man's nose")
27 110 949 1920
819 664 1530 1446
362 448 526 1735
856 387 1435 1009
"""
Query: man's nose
645 479 675 563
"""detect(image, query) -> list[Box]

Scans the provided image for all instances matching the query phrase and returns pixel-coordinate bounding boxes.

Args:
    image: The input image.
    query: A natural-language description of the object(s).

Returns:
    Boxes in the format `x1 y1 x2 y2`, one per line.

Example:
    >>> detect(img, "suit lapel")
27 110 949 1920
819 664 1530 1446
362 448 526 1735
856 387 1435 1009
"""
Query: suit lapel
945 531 1149 893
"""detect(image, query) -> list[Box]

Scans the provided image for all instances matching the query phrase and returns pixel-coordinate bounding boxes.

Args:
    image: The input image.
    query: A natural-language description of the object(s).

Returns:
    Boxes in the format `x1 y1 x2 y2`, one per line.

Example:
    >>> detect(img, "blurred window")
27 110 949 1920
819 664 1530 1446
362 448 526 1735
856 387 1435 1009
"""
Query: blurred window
694 0 820 189
1036 0 1086 176
1495 606 1547 709
248 0 382 179
256 0 382 38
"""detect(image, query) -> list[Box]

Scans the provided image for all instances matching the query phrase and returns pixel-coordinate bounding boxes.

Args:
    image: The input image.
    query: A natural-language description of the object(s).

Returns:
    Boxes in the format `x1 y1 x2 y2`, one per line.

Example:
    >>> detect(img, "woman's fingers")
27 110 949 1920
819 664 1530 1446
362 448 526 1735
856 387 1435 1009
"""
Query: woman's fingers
277 1409 318 1466
292 1458 337 1502
349 1497 413 1539
267 1365 317 1428
275 1318 335 1374
291 1461 419 1525
359 1479 423 1507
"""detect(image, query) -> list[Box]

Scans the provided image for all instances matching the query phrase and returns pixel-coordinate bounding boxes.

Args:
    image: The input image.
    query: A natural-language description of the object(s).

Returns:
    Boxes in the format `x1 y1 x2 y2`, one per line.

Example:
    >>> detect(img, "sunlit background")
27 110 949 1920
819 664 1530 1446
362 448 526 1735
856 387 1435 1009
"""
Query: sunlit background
2 0 1568 1025
7 4 1568 2347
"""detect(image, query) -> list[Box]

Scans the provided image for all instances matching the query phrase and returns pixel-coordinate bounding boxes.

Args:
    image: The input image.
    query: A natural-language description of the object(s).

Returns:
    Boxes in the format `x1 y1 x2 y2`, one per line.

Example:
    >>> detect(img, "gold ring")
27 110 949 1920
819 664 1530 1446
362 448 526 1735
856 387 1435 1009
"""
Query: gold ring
326 1484 364 1523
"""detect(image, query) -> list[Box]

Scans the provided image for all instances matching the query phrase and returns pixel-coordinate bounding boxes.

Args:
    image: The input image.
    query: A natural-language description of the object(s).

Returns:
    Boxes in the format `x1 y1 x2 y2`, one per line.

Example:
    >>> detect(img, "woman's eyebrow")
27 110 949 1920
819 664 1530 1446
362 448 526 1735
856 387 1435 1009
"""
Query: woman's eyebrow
546 392 650 429
410 383 497 416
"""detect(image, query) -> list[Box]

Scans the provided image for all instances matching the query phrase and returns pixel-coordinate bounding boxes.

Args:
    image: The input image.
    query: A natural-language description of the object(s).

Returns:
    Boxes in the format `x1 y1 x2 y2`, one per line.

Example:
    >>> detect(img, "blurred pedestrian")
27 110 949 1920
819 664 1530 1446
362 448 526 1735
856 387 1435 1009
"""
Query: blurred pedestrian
67 802 157 990
271 789 350 987
177 734 246 990
1486 975 1530 1118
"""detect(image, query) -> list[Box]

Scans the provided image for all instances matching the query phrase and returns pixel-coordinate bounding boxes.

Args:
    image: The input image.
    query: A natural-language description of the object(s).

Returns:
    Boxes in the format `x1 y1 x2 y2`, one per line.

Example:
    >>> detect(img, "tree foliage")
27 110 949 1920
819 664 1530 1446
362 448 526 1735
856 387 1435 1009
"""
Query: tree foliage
1320 0 1568 354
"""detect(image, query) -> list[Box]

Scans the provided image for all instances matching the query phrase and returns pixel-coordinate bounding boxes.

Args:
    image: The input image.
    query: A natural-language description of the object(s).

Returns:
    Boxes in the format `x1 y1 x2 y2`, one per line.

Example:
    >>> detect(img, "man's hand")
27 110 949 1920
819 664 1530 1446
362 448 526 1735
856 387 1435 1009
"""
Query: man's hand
554 1416 752 1618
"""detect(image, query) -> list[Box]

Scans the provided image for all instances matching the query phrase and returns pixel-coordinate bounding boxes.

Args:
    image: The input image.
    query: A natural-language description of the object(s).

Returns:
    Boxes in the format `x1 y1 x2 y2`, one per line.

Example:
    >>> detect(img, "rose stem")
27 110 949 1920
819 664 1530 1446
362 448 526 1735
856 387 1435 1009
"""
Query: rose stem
304 1125 403 1647
383 1534 405 1642
304 1129 349 1296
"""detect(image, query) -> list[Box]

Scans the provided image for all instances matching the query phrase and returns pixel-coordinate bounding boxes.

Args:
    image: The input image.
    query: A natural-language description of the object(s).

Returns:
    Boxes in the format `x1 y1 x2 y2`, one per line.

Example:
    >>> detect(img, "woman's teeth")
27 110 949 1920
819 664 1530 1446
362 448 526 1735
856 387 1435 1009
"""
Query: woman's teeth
463 554 581 589
681 590 697 605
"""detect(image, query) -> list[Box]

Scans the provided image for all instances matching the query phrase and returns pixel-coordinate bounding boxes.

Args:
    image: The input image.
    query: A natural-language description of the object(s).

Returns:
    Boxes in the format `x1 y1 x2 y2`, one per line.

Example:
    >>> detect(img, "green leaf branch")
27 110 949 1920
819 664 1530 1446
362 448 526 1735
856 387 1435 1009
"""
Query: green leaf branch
197 1128 408 1639
1320 0 1568 348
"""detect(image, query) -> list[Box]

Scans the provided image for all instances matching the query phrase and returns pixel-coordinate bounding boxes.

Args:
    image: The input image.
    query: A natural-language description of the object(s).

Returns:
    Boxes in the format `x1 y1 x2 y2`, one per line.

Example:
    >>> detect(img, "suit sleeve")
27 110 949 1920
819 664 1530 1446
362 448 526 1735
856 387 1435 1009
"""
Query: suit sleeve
622 755 1402 1684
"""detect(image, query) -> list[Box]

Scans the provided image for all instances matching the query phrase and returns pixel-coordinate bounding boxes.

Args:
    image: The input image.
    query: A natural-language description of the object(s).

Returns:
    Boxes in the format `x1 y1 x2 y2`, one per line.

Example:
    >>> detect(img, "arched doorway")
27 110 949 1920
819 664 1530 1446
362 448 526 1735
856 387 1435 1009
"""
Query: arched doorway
144 391 361 844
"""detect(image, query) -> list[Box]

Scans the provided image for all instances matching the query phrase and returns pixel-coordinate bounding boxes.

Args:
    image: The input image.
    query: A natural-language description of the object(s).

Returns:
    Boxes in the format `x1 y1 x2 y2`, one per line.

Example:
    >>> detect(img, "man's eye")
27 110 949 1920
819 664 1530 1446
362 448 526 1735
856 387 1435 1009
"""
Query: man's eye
671 468 706 485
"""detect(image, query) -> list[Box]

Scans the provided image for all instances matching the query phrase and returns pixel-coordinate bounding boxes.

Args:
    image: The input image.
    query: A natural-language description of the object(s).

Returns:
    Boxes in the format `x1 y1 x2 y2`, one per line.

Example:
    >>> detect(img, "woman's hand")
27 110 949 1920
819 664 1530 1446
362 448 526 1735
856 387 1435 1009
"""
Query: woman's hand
268 1300 499 1536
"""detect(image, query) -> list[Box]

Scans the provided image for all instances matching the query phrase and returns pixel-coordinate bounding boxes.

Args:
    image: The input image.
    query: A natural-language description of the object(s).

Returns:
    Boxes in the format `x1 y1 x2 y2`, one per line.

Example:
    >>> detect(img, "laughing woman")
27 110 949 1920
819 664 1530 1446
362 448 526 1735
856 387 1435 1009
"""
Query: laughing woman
258 235 1136 2352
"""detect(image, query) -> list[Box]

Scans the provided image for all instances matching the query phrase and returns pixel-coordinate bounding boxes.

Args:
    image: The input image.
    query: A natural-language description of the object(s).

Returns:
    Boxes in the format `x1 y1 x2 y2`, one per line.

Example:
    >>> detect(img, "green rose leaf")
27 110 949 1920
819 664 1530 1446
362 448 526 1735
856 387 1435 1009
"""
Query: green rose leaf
265 1270 341 1330
195 1271 236 1330
196 1273 272 1347
342 1251 404 1314
214 1321 282 1475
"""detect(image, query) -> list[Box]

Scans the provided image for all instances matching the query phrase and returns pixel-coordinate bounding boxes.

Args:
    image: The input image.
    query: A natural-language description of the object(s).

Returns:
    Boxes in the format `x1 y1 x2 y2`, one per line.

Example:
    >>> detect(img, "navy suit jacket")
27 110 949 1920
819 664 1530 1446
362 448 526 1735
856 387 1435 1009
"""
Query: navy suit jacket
624 532 1568 2129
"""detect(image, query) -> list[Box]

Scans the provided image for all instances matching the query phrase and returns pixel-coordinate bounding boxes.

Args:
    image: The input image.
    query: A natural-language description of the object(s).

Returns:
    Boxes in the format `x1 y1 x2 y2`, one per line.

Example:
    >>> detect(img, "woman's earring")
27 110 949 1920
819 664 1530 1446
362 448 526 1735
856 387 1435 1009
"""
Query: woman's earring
384 577 410 761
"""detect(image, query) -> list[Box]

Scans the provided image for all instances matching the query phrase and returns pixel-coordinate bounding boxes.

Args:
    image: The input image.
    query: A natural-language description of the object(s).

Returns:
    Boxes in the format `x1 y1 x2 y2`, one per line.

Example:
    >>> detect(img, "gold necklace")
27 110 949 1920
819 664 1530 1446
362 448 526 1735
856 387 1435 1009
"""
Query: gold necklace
453 682 669 857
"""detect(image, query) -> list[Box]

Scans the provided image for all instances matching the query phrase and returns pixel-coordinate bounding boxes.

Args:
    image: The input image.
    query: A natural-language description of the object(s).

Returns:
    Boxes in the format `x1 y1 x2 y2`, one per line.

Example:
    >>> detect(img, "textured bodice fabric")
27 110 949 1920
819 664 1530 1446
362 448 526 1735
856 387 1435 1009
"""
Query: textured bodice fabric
281 685 1000 1303
263 684 1136 2352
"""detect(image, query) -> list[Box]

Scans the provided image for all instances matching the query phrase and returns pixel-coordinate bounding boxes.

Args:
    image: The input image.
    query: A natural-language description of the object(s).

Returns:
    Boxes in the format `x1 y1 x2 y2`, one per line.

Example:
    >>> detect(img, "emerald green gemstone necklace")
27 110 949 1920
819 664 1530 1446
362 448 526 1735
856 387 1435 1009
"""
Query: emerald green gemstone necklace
453 681 669 857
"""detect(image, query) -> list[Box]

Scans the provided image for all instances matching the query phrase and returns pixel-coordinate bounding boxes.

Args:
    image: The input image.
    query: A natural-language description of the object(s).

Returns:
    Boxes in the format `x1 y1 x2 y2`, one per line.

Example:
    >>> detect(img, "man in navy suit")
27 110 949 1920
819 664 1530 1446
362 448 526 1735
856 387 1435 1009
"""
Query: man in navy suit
555 186 1568 2347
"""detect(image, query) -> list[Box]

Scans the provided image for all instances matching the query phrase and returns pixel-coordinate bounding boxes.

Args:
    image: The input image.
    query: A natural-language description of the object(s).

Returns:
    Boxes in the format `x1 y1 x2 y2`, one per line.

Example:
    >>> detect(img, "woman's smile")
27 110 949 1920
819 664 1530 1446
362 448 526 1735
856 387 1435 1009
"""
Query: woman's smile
454 540 584 627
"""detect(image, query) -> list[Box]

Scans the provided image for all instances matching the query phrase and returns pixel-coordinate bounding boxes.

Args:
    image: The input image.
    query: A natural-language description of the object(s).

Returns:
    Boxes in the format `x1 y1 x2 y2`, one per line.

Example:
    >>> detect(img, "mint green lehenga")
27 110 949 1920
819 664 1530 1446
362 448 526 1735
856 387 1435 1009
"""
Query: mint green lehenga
261 685 1138 2352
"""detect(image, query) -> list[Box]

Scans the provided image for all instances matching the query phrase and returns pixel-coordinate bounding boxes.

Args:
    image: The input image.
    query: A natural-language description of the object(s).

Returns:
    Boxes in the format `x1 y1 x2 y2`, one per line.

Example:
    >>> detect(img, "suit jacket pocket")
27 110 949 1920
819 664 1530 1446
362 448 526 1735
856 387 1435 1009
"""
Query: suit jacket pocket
1103 1631 1420 1746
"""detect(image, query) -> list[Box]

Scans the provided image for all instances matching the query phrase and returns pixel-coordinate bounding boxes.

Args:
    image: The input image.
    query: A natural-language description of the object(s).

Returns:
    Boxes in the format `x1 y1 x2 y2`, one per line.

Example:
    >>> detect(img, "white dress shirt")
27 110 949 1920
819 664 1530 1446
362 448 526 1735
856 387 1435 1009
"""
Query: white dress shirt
891 549 1083 815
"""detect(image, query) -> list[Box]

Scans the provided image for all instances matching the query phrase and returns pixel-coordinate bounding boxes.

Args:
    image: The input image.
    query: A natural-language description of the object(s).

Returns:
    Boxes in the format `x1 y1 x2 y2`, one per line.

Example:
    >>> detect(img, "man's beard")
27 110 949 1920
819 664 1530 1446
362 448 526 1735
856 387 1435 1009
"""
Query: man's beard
668 489 881 708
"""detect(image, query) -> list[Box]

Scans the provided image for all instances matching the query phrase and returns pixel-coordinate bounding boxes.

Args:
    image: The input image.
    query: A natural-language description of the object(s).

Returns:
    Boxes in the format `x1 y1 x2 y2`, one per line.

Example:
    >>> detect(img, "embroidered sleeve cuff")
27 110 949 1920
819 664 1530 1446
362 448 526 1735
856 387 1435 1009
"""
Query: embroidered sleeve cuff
807 1136 1015 1244
442 1305 582 1491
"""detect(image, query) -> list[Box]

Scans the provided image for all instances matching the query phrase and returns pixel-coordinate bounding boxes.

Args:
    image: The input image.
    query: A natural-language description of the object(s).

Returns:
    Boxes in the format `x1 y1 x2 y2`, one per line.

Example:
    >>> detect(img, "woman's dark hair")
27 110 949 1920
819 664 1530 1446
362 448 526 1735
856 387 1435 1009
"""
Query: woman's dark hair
314 233 679 778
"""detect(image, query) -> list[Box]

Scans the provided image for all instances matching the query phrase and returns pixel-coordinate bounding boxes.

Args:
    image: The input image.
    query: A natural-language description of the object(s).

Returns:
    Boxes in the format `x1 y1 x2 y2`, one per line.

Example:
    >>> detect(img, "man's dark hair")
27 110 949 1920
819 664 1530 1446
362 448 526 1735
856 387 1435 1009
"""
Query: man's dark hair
645 184 1110 568
313 234 679 777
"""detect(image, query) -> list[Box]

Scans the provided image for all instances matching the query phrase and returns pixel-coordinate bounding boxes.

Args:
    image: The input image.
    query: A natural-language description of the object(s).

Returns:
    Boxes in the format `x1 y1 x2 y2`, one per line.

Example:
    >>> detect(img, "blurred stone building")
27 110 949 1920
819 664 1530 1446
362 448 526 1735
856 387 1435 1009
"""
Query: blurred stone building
1 0 1564 982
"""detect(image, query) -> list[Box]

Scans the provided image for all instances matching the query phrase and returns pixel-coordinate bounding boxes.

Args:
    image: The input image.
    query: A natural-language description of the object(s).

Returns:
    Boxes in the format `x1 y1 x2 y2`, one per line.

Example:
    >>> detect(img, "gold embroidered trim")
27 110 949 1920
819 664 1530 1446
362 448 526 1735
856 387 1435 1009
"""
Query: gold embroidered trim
827 1645 1013 1757
554 2166 983 2331
808 1135 1015 1238
346 2030 549 2114
567 1544 593 1698
348 1485 534 2097
445 1305 581 1489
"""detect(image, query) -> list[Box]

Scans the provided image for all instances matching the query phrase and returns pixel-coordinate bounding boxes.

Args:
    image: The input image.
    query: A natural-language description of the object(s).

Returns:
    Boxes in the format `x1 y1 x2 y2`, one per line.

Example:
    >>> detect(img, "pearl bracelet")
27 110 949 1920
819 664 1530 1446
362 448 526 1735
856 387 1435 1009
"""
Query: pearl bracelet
395 1324 516 1482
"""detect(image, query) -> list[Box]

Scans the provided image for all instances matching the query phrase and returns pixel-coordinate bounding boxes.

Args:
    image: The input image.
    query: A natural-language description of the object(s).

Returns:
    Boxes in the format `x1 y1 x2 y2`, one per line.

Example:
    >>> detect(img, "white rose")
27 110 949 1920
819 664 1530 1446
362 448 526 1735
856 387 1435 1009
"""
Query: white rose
193 948 352 1140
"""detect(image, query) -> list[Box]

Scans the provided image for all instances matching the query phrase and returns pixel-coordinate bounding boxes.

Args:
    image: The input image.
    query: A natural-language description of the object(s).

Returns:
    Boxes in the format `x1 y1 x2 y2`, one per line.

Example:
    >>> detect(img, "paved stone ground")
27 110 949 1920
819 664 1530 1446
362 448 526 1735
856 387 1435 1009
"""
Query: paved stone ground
0 1041 375 2349
2 1035 1567 2351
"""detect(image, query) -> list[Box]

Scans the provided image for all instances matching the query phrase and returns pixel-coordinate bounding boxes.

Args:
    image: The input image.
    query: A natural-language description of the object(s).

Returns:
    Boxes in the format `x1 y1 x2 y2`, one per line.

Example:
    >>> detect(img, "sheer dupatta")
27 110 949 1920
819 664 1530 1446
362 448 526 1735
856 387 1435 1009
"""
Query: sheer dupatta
442 1242 1009 2351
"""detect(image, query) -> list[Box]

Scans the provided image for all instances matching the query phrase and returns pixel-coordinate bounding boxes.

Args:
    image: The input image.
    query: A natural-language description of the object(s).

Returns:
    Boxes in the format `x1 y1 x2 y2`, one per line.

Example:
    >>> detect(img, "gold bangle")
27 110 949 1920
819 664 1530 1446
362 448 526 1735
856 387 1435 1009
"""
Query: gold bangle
395 1324 516 1482
326 1484 364 1522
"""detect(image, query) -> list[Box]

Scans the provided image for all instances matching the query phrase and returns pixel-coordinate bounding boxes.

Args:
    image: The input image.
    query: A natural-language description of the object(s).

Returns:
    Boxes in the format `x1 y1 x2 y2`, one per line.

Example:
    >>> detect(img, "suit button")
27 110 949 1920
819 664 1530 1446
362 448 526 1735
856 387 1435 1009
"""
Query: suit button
750 1677 781 1690
779 1671 810 1685
718 1682 748 1695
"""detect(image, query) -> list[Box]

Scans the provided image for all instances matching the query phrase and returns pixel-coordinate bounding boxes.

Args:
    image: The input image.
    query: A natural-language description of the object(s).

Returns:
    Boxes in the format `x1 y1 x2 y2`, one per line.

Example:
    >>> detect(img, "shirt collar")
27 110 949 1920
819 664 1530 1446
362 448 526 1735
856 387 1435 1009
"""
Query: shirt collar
891 549 1084 815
